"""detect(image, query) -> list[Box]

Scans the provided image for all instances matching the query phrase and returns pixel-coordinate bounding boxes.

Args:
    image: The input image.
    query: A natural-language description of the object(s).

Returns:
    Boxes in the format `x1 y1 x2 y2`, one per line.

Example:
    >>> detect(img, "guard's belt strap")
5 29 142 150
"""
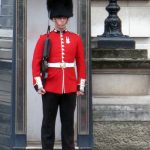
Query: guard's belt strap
48 62 75 68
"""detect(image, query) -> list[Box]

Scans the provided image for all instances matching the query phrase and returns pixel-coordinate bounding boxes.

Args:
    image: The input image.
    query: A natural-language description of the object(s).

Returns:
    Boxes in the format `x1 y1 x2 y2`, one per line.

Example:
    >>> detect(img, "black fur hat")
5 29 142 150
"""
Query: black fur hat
47 0 73 19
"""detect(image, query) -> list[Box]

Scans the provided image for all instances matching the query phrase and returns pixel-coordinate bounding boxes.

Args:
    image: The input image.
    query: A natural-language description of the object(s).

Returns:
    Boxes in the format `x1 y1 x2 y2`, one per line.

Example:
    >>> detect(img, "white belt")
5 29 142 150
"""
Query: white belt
48 62 75 68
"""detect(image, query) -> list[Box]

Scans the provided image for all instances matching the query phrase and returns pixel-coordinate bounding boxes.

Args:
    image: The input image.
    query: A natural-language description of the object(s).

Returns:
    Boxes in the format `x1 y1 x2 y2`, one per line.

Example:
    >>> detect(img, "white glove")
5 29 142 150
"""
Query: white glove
38 87 46 95
77 91 84 96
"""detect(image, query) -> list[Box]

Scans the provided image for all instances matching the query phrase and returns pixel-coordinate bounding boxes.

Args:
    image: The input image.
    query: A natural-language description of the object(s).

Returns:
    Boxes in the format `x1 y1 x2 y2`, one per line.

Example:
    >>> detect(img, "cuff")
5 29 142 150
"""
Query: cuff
34 77 43 90
77 79 86 92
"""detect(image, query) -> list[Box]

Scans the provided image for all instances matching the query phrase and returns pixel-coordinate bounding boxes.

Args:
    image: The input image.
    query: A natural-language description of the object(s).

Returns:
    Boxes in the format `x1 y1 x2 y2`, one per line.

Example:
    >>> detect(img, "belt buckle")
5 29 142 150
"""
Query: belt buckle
60 62 66 68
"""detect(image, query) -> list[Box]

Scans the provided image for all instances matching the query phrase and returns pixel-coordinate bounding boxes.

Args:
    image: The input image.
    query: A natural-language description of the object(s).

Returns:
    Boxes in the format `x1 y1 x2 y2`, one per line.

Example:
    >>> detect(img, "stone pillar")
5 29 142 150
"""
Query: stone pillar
12 0 26 149
77 0 93 149
15 0 26 134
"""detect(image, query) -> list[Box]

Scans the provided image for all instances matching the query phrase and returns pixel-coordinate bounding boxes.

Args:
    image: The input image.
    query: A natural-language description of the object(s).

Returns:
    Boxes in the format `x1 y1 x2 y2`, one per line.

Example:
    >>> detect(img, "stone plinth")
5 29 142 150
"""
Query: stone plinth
92 45 150 149
92 47 150 69
92 73 150 96
96 37 135 49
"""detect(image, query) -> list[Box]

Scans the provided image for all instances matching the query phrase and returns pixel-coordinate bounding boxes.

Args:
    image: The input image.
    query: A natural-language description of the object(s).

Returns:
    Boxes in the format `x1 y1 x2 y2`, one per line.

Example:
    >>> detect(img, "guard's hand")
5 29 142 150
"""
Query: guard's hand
38 87 46 95
77 91 84 96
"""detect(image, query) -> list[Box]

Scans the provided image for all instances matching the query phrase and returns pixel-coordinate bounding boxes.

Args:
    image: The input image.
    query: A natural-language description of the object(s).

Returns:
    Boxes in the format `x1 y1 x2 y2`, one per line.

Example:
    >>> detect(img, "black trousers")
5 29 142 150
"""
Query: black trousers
41 92 76 150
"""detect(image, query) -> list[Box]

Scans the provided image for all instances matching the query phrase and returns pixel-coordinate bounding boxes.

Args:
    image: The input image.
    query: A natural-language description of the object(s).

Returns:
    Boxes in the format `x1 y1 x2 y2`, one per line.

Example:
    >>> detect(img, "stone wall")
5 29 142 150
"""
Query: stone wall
91 1 150 149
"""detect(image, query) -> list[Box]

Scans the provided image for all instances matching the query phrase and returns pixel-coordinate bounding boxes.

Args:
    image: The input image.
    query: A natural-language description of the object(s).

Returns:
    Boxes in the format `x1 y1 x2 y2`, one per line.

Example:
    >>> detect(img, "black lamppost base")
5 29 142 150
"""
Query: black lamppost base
97 0 135 49
97 36 135 49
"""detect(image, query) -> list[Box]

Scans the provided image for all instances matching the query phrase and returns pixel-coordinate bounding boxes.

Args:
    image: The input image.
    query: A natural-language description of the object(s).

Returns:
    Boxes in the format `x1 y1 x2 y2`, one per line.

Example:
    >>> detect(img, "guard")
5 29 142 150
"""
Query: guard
32 0 86 149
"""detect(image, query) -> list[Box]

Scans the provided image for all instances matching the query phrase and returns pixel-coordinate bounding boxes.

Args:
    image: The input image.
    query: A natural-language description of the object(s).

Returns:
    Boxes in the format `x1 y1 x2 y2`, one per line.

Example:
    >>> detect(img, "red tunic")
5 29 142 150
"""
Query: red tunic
32 29 86 94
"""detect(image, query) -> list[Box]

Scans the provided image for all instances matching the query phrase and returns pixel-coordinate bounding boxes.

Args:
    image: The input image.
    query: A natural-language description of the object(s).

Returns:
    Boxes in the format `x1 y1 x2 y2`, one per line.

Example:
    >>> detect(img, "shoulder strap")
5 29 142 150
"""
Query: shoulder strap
47 25 50 37
43 25 51 60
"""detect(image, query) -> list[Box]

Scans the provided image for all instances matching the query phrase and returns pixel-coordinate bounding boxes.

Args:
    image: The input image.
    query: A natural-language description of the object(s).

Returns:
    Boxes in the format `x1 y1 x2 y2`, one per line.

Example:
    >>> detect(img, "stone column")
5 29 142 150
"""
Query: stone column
77 0 93 149
12 0 27 149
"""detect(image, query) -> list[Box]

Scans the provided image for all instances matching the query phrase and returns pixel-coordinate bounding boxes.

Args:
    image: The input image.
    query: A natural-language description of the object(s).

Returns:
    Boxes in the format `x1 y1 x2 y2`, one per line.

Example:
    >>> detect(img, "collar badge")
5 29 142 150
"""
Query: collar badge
66 37 70 44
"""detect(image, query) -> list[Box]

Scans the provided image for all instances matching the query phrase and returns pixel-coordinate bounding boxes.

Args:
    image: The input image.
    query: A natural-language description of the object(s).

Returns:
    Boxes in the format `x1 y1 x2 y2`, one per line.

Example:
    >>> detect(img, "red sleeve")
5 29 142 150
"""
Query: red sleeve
76 35 86 86
32 35 45 86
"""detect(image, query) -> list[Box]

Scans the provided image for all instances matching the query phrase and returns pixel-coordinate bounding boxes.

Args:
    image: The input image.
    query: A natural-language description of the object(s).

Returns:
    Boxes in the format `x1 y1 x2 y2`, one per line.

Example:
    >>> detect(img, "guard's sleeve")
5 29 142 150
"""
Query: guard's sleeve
32 35 45 91
76 35 86 92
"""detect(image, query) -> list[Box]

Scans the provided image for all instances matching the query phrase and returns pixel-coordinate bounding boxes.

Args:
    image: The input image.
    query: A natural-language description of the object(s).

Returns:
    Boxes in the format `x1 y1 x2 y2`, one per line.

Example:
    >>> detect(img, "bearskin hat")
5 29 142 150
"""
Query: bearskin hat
47 0 73 19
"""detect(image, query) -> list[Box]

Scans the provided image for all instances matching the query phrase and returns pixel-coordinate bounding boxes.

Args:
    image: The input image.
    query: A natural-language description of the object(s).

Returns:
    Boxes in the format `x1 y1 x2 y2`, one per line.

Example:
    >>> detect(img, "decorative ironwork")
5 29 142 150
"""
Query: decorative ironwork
102 0 127 38
96 0 135 49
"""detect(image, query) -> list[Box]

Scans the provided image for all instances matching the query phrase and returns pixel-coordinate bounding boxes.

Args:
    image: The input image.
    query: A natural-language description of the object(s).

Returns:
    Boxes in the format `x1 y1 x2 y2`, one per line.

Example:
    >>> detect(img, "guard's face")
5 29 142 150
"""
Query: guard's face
54 17 68 29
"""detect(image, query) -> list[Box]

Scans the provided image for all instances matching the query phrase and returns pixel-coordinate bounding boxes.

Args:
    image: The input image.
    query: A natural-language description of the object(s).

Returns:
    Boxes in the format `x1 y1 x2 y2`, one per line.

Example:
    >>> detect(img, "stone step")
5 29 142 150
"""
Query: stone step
0 60 12 70
0 112 11 124
92 58 150 69
0 102 11 114
25 146 80 150
0 29 13 38
0 134 11 147
0 39 12 49
1 0 14 5
0 122 11 136
0 15 13 17
0 15 13 28
93 95 150 105
93 95 150 121
0 48 12 60
26 142 80 150
1 5 13 16
92 49 147 59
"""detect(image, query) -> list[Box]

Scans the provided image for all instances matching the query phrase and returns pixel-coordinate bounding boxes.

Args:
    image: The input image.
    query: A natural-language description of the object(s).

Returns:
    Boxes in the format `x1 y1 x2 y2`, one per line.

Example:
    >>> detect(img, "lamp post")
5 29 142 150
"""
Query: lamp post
97 0 135 49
